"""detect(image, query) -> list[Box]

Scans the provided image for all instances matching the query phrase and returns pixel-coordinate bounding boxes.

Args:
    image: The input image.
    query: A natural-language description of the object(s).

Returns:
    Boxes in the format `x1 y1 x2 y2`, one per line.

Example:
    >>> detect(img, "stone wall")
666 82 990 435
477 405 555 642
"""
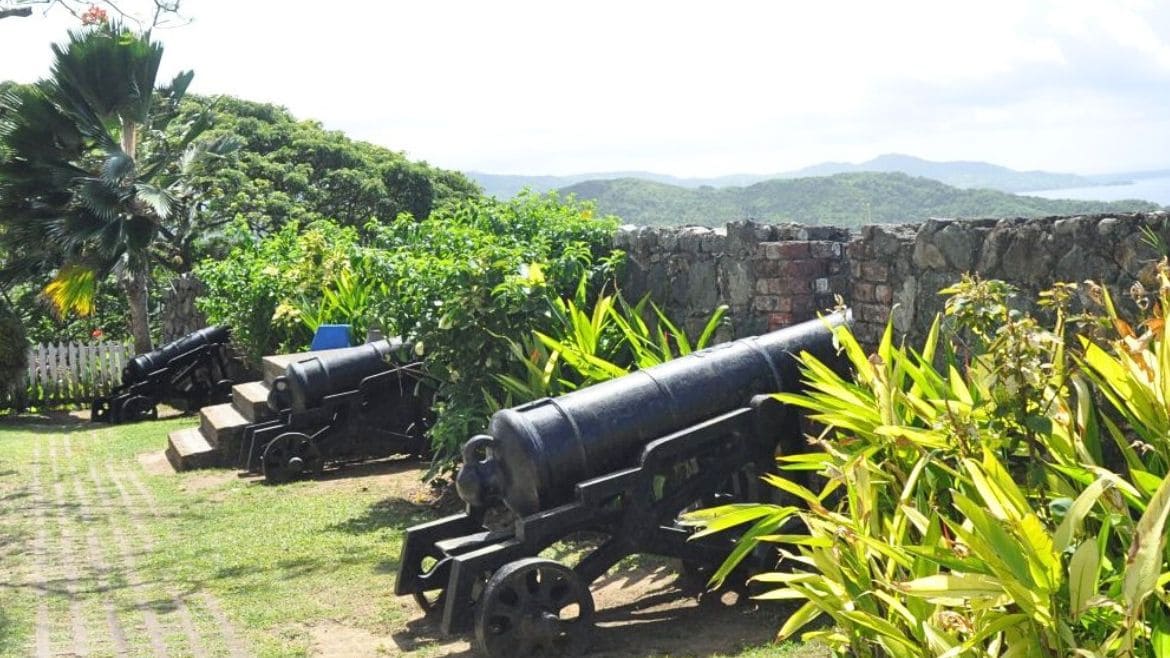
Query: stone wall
849 213 1170 344
616 211 1170 344
616 222 851 340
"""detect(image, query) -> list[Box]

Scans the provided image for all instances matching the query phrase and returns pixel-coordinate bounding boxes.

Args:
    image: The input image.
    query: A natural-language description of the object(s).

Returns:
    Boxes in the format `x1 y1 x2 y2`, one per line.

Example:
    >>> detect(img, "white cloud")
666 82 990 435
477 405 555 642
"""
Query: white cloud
2 0 1168 175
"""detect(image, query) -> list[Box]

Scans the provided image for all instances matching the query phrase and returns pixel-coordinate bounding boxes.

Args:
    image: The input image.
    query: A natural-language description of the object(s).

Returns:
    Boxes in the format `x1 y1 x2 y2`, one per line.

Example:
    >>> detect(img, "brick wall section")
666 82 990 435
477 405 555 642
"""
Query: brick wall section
846 223 917 345
753 239 848 330
616 211 1170 344
616 221 850 339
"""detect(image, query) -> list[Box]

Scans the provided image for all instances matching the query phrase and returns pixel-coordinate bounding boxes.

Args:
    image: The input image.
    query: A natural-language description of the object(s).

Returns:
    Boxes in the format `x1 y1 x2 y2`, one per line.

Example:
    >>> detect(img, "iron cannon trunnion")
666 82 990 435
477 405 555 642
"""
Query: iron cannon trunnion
397 311 852 657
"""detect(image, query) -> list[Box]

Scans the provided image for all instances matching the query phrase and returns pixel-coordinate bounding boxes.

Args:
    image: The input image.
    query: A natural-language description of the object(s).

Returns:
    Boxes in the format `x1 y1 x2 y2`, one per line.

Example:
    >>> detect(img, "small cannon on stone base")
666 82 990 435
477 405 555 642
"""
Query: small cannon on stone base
238 338 432 484
396 311 851 657
91 326 234 424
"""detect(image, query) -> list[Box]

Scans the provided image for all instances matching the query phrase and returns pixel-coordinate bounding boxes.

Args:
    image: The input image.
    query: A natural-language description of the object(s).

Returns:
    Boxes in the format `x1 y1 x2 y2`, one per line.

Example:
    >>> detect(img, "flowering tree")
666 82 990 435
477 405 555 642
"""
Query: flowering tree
0 1 184 28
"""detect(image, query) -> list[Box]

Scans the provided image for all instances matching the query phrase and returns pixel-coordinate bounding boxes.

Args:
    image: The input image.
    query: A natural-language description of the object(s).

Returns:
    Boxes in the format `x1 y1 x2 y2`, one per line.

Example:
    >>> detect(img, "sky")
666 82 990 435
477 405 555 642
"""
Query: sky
2 0 1170 177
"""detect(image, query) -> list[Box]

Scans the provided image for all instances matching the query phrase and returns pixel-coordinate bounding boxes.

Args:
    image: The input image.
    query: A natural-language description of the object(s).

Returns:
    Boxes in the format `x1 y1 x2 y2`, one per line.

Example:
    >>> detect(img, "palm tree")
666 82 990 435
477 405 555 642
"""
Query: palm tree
0 23 228 352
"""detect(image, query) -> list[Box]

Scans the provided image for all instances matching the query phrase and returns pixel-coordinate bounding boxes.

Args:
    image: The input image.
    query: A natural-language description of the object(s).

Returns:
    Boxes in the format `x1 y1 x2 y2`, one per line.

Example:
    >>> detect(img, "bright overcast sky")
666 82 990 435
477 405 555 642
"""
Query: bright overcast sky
2 0 1170 176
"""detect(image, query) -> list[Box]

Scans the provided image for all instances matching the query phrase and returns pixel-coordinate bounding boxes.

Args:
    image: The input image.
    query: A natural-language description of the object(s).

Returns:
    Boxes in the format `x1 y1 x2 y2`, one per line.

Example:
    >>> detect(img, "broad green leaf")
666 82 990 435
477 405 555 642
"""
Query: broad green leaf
897 573 1006 604
1068 540 1100 615
1053 477 1111 552
775 599 823 642
1123 469 1170 616
1153 603 1170 658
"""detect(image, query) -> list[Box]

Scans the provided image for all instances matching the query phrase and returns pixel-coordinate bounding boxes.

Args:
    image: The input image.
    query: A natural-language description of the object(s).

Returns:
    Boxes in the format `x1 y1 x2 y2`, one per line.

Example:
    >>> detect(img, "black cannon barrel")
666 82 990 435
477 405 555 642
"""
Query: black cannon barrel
457 311 850 517
274 338 406 413
123 325 231 383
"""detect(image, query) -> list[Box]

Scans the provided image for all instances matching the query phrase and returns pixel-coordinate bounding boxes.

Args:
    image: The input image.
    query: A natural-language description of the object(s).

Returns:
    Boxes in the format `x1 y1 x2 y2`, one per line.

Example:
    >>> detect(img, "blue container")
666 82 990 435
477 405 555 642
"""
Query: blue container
310 324 352 350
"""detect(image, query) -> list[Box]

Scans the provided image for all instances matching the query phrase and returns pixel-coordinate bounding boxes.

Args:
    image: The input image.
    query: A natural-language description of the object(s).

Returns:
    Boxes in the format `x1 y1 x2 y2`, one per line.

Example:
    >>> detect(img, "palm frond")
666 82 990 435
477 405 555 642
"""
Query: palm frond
134 182 175 219
100 149 135 183
42 263 97 316
50 23 163 127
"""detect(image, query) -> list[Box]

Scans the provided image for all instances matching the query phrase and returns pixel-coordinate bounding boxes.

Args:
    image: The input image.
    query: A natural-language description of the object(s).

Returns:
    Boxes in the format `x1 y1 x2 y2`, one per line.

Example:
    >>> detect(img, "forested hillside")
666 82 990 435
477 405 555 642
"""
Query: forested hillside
560 172 1163 226
177 96 481 238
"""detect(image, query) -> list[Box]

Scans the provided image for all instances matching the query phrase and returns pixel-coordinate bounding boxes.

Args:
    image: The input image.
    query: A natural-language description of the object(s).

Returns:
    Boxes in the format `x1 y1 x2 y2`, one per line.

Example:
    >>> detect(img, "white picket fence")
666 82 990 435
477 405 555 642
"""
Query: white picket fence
2 341 133 410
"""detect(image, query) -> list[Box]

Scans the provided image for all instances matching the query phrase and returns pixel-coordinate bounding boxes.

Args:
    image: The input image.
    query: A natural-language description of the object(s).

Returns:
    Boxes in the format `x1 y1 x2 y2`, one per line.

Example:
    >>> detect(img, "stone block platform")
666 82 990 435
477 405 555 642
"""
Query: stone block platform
165 347 354 471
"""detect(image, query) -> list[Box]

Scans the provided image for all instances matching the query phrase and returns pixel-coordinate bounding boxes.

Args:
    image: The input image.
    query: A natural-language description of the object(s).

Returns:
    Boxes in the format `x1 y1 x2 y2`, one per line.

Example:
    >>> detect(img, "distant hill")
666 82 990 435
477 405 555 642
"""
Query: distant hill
782 154 1099 193
469 170 762 198
559 172 1164 227
470 153 1137 198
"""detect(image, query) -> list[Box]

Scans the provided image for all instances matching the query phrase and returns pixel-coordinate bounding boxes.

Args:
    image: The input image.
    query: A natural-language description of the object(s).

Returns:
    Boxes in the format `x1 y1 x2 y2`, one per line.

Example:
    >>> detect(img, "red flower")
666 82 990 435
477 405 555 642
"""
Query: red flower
91 328 104 339
81 5 108 25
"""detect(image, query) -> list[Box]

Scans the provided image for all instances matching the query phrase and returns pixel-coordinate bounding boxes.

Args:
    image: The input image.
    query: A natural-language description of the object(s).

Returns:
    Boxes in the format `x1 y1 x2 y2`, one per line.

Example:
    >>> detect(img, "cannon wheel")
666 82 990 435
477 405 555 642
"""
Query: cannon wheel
475 558 593 658
261 432 321 484
122 396 158 423
409 550 449 616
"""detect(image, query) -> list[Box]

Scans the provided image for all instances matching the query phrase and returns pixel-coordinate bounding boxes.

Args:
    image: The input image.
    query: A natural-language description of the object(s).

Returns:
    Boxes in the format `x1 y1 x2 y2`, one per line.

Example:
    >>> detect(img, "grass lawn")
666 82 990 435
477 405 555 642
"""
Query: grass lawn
0 412 823 657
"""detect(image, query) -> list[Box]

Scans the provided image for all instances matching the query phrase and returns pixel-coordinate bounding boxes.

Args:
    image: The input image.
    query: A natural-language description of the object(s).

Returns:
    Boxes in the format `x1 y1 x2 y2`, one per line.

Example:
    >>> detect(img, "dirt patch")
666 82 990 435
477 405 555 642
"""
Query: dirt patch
386 563 800 658
299 457 449 505
309 621 417 657
138 451 175 475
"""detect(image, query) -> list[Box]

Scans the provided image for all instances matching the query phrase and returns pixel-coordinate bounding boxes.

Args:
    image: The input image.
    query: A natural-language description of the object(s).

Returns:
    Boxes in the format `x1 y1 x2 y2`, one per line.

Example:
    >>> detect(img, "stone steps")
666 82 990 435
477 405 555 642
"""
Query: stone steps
165 427 220 470
199 402 250 459
232 381 272 423
166 379 273 472
166 347 351 472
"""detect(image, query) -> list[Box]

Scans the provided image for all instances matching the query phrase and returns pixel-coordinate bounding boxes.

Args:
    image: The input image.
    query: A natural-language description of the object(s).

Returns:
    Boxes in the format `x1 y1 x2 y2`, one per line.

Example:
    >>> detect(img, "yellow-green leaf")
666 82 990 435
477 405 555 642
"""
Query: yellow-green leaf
1123 470 1170 616
1069 540 1100 615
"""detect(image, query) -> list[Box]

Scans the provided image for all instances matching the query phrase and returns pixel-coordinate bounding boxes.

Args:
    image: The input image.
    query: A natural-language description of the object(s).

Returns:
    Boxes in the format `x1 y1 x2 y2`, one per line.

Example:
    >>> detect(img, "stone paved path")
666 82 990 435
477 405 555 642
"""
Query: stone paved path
19 433 250 657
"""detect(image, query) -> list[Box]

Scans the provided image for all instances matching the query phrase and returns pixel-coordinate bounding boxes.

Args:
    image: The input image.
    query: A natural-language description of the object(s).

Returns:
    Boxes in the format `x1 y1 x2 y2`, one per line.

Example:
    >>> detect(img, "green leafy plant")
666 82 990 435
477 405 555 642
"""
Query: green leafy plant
196 220 366 364
290 267 384 341
494 278 728 404
363 192 620 469
683 278 1170 657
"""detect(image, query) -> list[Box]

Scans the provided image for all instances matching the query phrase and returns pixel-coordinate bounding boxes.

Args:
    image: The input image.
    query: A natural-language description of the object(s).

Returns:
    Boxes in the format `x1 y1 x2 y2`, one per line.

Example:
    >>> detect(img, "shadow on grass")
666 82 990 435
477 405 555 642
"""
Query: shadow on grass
0 410 92 435
328 495 438 535
0 406 191 436
310 455 425 482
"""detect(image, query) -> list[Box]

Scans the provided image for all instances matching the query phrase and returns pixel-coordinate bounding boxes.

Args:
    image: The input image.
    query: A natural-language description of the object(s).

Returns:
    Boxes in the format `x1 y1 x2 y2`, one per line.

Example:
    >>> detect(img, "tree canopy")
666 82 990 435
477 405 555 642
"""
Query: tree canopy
172 95 481 248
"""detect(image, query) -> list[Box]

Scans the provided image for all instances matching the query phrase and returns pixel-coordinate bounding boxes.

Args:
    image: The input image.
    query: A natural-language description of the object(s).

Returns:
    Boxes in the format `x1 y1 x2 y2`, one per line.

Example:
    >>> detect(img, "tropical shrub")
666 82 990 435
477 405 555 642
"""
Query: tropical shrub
195 220 368 364
493 278 728 405
196 192 620 467
684 275 1170 657
364 193 619 467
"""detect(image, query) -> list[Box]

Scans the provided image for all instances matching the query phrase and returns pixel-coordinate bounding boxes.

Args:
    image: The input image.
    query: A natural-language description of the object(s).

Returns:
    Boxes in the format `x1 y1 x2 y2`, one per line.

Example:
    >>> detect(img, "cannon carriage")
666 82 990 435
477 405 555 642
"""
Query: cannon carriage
91 326 235 424
396 312 851 656
238 338 433 484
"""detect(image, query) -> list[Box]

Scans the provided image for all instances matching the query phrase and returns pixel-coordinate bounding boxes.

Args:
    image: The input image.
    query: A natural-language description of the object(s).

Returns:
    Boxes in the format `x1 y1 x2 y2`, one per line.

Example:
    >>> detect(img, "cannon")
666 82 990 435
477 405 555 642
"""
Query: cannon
91 326 235 424
396 311 851 657
238 338 433 484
